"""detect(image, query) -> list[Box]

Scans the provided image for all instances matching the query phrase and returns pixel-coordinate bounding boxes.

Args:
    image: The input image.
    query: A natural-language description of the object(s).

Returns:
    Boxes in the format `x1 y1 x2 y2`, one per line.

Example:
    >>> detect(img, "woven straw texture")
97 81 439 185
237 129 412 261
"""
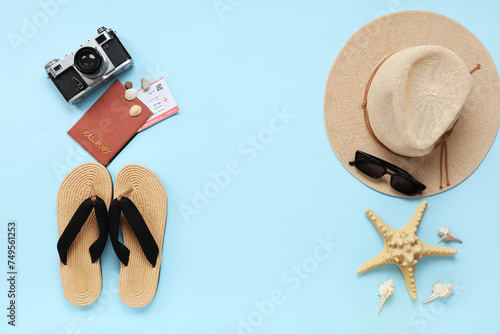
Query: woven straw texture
114 164 167 308
57 162 112 306
324 10 500 197
368 45 472 157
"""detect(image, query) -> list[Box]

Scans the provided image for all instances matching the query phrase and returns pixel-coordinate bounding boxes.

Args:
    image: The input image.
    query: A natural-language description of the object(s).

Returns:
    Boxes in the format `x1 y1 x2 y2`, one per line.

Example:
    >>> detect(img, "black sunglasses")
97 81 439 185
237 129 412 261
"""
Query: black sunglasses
349 151 426 196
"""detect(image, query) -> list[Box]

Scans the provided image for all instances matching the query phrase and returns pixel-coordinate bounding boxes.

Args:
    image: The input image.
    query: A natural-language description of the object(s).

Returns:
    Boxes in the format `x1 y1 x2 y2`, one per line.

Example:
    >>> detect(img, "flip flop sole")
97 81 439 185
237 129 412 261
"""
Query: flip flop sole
114 164 167 307
57 162 112 306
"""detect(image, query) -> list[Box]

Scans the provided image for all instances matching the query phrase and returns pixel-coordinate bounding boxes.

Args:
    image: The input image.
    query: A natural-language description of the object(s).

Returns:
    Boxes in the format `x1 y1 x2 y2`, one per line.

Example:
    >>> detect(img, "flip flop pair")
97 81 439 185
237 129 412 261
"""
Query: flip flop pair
56 163 167 307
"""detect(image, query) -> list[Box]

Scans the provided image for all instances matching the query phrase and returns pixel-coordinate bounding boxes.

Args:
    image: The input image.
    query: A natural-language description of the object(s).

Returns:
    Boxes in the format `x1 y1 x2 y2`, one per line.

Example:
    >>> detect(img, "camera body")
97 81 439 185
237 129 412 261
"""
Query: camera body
45 27 133 104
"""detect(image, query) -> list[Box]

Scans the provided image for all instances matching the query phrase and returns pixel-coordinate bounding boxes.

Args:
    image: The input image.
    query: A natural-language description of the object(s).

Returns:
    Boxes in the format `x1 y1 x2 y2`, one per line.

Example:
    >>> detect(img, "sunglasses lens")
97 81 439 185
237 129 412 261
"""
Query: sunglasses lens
355 153 386 178
390 174 424 196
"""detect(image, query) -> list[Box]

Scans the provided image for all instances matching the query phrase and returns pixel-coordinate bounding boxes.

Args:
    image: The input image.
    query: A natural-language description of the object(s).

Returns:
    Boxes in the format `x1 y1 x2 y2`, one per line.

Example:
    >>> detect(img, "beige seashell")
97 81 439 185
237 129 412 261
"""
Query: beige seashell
124 88 138 101
438 226 462 243
423 278 455 304
141 77 151 91
129 105 142 117
377 279 394 314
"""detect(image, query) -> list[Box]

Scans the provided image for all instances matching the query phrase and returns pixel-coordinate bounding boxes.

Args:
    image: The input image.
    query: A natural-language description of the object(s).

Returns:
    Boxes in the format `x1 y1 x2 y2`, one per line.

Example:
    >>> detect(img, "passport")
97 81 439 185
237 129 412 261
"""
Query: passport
68 80 152 166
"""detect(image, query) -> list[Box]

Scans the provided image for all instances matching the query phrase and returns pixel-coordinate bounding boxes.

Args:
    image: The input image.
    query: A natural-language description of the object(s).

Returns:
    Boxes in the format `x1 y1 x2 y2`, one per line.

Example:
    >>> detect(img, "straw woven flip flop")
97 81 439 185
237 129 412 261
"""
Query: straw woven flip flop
57 162 112 306
109 164 167 307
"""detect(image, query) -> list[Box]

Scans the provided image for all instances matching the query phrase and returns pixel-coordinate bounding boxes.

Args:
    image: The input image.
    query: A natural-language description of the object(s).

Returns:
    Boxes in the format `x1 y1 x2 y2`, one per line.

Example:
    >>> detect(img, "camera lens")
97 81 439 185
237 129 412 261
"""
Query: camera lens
74 47 103 74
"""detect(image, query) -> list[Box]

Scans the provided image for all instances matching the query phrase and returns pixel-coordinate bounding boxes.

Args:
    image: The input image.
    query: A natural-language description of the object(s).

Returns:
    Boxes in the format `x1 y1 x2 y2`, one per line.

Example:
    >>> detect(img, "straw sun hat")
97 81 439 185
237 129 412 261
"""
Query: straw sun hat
324 10 500 197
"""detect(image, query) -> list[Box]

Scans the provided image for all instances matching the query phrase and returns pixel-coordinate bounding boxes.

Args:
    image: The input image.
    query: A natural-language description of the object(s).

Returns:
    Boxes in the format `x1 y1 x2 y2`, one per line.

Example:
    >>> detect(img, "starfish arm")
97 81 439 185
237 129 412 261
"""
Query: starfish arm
365 209 394 237
420 242 457 258
403 201 428 232
400 264 418 299
358 250 392 274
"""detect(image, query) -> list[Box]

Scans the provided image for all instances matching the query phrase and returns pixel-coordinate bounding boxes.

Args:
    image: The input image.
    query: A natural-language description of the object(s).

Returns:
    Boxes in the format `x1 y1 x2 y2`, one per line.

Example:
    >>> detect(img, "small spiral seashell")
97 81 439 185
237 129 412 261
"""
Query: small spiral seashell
423 278 454 304
437 226 462 243
377 279 394 314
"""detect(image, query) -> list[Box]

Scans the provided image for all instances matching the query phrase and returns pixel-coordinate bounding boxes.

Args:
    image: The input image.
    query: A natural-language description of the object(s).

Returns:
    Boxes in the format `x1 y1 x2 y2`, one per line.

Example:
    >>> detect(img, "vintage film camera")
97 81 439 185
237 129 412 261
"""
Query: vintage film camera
45 27 133 104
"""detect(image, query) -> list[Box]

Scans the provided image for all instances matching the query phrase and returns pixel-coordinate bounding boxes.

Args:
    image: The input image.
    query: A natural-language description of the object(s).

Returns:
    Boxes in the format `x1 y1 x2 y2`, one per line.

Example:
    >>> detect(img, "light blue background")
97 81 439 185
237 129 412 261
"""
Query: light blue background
1 0 499 333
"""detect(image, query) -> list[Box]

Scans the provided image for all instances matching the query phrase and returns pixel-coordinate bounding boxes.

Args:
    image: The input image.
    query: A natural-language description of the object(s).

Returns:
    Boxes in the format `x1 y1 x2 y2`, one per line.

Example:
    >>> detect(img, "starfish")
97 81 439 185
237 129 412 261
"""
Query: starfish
357 201 457 300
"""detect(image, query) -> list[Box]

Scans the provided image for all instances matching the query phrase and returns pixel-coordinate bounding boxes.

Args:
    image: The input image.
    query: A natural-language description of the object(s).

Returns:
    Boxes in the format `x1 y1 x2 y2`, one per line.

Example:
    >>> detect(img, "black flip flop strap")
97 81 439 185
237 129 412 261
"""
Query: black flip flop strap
108 196 159 267
57 196 109 265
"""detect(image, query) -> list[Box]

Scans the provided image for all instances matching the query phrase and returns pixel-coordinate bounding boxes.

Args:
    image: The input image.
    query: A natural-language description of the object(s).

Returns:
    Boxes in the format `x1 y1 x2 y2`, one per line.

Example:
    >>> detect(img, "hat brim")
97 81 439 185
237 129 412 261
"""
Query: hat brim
324 10 500 197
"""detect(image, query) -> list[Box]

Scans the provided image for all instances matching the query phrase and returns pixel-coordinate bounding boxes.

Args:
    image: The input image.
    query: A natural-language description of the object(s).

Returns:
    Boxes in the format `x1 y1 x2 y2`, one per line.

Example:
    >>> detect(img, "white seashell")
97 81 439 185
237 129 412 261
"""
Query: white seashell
141 77 151 91
423 278 455 304
124 88 138 101
129 105 142 117
438 226 462 243
377 279 394 314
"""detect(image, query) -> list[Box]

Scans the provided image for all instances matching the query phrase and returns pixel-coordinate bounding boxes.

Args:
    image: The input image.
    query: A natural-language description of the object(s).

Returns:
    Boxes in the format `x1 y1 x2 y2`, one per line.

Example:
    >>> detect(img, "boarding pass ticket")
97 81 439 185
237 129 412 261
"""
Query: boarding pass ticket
136 77 179 131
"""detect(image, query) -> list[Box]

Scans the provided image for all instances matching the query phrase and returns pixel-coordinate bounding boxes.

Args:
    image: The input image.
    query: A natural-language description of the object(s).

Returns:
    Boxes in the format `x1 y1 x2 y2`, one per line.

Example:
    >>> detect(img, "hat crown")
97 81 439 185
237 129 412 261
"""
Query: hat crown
367 45 473 157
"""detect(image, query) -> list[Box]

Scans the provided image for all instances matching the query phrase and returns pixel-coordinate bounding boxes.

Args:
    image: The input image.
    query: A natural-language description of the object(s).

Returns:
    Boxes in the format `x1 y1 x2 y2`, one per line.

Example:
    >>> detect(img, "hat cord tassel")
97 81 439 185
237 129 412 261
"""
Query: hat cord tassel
439 141 450 189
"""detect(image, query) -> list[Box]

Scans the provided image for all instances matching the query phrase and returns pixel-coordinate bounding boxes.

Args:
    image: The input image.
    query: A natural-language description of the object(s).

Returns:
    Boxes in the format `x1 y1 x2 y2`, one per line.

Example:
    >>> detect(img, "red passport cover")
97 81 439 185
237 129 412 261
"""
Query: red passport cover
68 80 152 166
